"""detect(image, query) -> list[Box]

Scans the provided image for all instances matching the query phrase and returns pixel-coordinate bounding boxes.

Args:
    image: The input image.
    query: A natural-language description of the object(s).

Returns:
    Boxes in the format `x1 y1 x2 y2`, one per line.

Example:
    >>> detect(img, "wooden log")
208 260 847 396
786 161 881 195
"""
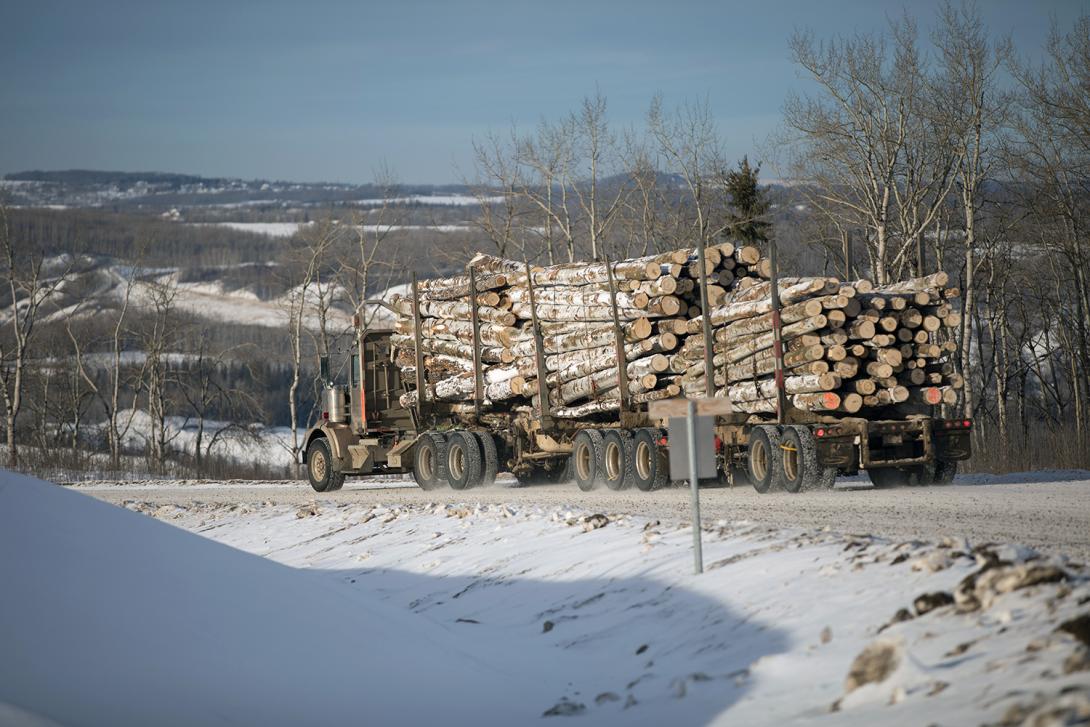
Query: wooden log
833 357 859 378
728 373 842 401
390 333 512 364
511 318 653 356
396 317 519 348
873 272 949 294
546 348 669 387
848 320 875 339
506 286 650 310
416 271 511 300
853 378 877 395
729 391 842 414
551 356 667 405
718 314 828 363
836 393 863 413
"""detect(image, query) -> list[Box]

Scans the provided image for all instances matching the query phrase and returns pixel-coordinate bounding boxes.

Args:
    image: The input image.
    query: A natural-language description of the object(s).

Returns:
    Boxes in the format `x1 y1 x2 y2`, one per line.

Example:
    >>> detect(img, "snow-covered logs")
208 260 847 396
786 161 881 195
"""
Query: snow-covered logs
389 243 961 420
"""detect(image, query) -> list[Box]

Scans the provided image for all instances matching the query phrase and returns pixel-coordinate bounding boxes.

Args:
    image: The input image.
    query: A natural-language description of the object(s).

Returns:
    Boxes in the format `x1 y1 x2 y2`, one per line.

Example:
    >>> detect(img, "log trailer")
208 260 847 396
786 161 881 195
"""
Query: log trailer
300 261 972 494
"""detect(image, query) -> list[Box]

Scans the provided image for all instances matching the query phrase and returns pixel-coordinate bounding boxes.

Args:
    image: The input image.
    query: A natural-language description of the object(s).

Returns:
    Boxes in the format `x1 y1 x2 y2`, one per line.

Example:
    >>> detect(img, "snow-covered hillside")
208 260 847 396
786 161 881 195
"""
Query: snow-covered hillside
6 470 1085 726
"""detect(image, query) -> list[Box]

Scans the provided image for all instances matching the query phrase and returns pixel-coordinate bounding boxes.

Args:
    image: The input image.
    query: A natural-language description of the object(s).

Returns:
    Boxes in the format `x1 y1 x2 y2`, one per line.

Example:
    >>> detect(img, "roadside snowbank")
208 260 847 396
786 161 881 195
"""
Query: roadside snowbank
0 471 543 726
133 494 1090 725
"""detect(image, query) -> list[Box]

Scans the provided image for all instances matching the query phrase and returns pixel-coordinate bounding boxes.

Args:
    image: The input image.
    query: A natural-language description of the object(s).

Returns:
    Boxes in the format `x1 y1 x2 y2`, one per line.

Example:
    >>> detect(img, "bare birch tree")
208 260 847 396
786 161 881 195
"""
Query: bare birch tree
0 203 71 466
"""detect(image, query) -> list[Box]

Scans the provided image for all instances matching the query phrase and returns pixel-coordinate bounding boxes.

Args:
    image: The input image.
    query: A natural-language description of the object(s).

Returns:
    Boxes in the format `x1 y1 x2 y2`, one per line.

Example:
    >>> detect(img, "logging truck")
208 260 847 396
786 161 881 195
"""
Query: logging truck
300 325 972 495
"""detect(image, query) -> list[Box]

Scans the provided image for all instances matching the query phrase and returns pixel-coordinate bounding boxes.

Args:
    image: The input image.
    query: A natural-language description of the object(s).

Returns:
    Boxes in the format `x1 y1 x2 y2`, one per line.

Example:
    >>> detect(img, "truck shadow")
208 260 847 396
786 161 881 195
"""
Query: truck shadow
320 562 790 724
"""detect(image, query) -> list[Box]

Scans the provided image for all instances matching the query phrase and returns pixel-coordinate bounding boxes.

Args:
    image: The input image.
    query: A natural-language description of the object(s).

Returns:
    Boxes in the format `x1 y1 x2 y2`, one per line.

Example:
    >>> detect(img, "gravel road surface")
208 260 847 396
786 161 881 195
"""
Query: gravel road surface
73 473 1090 562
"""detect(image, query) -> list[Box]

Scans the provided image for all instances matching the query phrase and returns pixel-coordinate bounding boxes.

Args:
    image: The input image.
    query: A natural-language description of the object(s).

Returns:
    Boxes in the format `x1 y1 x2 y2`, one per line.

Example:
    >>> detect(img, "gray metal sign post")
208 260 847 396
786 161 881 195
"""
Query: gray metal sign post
650 397 734 575
686 399 704 573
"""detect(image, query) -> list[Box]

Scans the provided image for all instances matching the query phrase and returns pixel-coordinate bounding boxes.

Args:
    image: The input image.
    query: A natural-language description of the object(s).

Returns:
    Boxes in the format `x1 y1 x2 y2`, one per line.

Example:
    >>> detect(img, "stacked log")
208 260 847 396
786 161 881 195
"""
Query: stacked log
388 244 961 420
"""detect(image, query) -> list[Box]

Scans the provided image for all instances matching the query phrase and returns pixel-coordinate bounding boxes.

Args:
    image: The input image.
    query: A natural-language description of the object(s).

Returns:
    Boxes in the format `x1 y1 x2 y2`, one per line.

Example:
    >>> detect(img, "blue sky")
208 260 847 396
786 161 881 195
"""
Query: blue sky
1 0 1085 184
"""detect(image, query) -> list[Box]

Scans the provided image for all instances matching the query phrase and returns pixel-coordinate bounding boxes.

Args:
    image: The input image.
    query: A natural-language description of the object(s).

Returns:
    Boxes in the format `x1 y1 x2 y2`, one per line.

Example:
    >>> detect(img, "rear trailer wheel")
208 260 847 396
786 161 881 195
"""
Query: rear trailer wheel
789 425 836 490
446 431 483 490
933 458 957 485
412 432 448 490
474 431 499 487
779 427 805 493
601 430 634 491
571 429 605 492
748 425 784 494
632 428 668 492
306 438 344 493
867 464 932 488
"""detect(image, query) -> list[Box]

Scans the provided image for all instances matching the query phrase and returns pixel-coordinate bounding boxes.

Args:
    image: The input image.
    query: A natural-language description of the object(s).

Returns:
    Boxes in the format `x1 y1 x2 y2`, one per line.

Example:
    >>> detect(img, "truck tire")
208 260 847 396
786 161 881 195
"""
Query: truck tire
789 425 837 490
601 429 635 491
516 458 571 486
412 432 448 490
779 427 806 493
571 429 604 491
933 458 957 485
446 430 483 490
475 431 499 487
632 428 668 492
867 464 932 488
748 425 784 494
307 437 345 493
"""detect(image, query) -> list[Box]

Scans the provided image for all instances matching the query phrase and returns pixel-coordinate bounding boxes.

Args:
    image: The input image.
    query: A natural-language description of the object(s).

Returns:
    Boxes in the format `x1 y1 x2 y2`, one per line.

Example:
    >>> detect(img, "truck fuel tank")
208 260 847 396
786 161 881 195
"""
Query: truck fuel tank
325 385 348 423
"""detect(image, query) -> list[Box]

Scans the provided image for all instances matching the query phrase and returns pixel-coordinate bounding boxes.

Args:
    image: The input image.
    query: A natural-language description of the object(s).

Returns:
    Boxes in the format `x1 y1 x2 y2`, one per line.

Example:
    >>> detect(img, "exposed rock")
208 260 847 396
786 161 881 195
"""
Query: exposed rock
914 591 955 616
911 550 953 573
821 626 833 644
956 563 1068 612
295 503 320 519
581 514 609 532
1057 613 1090 647
878 608 914 633
844 639 902 693
542 620 554 633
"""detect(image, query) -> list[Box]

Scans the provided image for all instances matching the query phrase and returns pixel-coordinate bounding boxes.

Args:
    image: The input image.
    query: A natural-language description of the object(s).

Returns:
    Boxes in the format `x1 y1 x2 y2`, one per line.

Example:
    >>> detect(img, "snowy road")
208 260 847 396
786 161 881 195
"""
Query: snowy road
76 472 1090 562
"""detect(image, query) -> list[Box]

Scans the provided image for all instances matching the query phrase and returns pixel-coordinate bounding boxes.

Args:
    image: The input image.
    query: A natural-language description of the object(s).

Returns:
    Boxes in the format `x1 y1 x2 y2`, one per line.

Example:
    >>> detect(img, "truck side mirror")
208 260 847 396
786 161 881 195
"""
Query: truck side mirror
319 355 330 384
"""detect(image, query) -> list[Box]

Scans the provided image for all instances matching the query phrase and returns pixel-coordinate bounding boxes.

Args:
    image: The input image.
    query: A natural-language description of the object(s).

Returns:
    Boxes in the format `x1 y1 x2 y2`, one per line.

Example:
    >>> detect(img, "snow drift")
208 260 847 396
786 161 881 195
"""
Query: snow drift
0 471 550 726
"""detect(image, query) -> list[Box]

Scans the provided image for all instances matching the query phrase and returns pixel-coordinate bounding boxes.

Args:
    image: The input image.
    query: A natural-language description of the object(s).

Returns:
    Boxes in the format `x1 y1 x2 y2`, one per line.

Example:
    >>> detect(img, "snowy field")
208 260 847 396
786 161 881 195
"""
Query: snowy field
3 470 1089 726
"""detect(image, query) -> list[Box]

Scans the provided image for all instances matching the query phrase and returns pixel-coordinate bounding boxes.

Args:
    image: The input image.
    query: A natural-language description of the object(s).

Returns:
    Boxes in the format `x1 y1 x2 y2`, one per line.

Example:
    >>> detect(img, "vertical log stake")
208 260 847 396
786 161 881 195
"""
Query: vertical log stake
696 237 715 398
410 273 427 425
525 263 552 424
468 266 483 424
605 258 630 413
769 238 788 423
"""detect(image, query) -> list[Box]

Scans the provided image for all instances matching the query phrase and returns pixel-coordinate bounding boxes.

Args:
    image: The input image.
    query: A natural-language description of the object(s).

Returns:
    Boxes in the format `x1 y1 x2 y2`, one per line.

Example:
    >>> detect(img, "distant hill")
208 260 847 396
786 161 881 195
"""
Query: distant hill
0 169 479 210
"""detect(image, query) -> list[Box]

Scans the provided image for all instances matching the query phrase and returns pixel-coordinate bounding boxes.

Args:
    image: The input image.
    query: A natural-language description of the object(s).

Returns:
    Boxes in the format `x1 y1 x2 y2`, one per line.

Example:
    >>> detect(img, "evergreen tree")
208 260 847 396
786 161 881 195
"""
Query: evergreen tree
724 156 771 244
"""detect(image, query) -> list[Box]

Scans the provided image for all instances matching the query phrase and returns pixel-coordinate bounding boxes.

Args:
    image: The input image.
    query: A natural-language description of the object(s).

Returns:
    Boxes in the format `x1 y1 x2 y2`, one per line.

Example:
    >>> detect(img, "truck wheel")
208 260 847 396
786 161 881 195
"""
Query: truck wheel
307 438 345 493
748 426 784 494
546 457 572 484
933 458 957 485
571 429 604 491
412 432 447 490
780 427 806 493
789 425 837 490
867 465 931 488
446 430 483 490
632 428 668 492
601 429 634 491
474 431 498 487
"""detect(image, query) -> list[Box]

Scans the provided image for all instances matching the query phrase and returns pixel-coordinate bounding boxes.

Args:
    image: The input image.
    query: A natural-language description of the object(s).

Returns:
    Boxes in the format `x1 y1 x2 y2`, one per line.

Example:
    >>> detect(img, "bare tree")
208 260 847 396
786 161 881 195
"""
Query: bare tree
783 19 954 284
932 0 1010 420
1006 15 1090 441
140 278 182 468
67 261 148 469
647 95 731 253
0 203 71 466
